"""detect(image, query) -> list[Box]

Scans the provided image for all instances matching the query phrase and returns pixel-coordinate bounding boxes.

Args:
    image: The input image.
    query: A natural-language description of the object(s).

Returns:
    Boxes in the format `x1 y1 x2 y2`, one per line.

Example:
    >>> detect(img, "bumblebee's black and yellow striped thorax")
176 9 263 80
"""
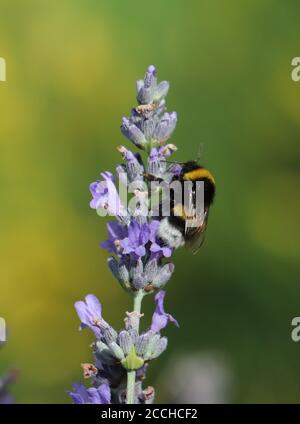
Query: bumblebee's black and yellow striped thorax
180 160 216 207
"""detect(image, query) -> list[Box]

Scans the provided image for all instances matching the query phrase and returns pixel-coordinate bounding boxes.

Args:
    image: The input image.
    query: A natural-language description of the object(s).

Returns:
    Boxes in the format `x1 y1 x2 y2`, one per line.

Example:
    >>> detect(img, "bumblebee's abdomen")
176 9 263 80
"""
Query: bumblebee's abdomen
157 217 185 248
168 215 185 234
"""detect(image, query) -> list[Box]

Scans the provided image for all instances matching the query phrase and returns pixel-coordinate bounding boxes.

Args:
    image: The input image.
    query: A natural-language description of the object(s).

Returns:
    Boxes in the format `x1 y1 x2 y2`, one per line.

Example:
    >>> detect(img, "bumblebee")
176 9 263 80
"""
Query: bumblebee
156 161 216 254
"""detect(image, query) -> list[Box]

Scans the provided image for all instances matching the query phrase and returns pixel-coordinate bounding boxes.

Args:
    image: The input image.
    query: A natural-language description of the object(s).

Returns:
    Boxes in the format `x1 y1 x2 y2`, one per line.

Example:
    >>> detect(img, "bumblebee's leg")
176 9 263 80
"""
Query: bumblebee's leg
143 172 164 183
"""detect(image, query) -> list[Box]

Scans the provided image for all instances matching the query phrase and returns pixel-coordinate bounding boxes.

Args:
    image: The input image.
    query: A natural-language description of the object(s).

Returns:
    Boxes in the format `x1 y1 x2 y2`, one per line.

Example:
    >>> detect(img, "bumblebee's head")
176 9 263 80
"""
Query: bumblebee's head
181 160 201 175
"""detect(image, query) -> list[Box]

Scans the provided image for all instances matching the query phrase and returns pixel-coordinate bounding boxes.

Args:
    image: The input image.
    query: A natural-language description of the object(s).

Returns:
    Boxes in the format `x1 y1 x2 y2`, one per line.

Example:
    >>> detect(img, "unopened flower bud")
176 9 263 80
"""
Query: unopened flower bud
103 326 118 345
107 342 125 361
149 337 168 360
118 330 133 355
121 117 147 149
153 80 169 102
135 332 153 357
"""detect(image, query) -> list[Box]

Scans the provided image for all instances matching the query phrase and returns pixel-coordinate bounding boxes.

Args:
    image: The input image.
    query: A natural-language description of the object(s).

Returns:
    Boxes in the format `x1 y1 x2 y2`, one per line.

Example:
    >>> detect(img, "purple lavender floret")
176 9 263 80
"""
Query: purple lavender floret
75 294 113 339
89 172 128 221
150 291 179 333
101 220 149 258
120 220 150 258
89 172 113 208
0 394 14 404
100 221 127 255
0 370 18 404
69 383 111 404
101 219 172 260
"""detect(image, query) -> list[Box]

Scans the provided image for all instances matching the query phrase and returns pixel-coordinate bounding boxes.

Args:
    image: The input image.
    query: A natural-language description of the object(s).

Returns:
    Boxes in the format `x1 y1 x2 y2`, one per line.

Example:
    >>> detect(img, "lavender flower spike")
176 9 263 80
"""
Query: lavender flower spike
151 291 179 333
71 65 186 405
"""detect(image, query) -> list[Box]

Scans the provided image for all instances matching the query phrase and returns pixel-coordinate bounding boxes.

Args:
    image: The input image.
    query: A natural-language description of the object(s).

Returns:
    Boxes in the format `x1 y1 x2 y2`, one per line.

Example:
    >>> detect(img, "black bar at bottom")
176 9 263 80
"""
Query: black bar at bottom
0 404 299 421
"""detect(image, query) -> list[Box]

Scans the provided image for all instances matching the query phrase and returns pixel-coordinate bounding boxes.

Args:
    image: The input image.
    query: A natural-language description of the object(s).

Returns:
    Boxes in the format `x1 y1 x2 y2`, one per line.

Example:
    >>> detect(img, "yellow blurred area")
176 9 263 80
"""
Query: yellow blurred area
246 172 300 263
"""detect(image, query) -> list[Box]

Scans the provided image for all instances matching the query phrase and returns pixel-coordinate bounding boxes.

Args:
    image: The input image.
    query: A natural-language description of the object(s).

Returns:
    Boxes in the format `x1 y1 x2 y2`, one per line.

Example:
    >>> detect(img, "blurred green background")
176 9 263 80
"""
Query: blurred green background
0 0 300 403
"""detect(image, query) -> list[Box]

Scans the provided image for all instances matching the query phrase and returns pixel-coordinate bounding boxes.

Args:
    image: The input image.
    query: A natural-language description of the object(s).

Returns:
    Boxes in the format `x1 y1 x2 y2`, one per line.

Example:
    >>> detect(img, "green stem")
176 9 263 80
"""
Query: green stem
126 289 145 404
133 289 144 332
126 370 136 404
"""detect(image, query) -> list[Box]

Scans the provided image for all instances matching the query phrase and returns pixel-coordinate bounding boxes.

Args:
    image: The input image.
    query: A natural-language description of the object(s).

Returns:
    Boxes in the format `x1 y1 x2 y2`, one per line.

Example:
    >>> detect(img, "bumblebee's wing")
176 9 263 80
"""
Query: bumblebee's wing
185 209 209 254
184 187 196 221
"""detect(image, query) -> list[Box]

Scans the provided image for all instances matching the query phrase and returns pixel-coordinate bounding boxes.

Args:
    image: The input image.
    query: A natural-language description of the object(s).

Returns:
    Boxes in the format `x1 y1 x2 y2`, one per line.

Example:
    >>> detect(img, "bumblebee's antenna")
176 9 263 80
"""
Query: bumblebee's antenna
164 160 185 165
165 143 204 165
196 142 204 162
